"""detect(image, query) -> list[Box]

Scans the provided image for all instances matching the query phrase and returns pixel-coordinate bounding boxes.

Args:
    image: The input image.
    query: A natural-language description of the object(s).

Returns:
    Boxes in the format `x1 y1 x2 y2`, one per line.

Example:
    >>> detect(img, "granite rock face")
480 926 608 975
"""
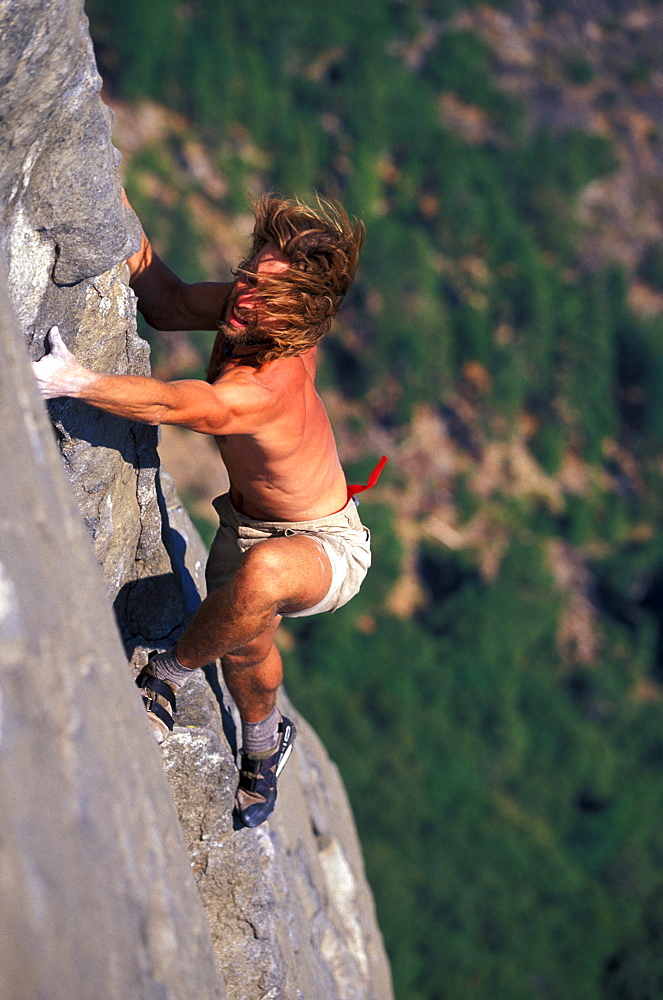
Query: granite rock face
0 265 227 1000
161 673 393 1000
0 1 393 998
0 0 190 654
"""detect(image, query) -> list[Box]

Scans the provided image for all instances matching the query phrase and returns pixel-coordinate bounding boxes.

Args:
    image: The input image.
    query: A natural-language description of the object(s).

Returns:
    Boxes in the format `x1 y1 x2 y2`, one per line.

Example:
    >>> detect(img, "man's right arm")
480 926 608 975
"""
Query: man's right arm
32 326 272 436
123 192 232 331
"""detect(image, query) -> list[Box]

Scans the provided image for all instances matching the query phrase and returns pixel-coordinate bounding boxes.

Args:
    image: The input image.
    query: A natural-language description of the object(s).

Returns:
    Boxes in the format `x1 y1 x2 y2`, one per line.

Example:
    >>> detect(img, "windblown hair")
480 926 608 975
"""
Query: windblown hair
214 194 365 368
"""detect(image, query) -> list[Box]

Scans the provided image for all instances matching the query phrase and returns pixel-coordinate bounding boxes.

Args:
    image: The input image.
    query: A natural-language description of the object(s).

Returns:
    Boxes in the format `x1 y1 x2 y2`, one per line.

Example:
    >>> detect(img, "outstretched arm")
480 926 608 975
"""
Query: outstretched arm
123 190 232 331
32 327 244 435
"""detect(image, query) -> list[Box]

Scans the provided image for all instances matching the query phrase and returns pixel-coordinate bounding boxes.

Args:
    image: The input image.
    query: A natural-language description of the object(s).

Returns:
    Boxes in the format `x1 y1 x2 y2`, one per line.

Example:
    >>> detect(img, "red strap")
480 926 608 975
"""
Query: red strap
347 456 388 500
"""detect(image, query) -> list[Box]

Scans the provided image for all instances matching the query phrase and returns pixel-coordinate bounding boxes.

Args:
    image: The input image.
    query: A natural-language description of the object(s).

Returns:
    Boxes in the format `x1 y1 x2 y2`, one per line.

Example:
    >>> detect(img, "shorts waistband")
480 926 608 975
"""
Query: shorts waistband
211 493 364 532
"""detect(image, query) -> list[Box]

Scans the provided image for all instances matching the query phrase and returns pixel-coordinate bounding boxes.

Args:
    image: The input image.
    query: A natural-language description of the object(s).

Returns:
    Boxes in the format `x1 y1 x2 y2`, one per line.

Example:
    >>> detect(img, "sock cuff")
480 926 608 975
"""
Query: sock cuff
242 705 281 757
148 648 194 689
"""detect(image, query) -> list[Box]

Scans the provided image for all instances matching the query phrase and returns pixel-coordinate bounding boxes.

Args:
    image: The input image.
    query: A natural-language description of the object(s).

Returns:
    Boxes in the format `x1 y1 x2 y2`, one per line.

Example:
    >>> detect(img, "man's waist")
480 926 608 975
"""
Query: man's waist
217 491 363 531
223 454 386 522
228 485 349 523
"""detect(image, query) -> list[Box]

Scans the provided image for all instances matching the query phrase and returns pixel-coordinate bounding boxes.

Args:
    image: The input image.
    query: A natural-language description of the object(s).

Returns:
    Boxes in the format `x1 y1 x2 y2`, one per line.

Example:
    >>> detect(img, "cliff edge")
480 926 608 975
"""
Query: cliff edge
0 2 393 998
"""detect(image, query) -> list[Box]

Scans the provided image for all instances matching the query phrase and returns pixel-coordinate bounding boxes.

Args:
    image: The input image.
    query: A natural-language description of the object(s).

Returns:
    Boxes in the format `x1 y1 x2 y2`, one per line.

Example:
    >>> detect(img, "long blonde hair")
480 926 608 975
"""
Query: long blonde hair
208 194 365 375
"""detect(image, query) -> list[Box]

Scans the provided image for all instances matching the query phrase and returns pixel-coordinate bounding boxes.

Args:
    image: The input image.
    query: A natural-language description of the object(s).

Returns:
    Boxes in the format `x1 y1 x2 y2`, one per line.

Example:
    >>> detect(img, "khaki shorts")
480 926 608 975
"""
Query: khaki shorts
205 493 371 618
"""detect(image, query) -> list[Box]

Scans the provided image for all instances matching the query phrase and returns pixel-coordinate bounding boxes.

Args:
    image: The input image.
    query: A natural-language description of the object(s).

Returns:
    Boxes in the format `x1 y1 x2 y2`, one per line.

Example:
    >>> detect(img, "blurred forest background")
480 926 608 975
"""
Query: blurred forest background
86 0 663 997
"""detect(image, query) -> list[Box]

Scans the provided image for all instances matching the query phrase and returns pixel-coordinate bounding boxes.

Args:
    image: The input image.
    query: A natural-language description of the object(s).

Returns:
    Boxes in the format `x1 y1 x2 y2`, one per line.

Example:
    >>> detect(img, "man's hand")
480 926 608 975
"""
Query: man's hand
32 327 96 400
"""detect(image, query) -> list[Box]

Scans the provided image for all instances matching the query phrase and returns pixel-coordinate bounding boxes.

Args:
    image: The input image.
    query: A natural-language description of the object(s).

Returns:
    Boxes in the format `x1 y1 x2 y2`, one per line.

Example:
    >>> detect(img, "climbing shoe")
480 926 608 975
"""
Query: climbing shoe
235 716 296 828
135 657 177 744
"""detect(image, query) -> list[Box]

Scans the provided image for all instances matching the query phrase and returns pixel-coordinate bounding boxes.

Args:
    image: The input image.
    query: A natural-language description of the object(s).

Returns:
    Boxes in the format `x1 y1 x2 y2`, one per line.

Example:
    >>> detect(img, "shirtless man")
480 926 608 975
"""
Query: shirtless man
32 194 376 828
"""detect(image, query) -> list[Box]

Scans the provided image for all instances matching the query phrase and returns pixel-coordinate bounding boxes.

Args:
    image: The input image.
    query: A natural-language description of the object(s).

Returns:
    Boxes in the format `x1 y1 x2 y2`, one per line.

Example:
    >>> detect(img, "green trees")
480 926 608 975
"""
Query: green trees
90 0 629 438
286 526 663 1000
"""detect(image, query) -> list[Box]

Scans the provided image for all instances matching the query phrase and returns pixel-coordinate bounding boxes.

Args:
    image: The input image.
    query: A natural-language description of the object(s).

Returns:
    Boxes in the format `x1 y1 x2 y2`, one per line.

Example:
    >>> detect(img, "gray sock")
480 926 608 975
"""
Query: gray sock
148 648 195 689
242 706 281 758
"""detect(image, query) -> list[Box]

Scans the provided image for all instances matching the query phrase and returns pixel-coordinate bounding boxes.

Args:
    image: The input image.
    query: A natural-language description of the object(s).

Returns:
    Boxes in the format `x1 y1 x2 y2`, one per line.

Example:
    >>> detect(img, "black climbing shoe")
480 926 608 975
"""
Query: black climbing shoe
235 716 296 828
135 656 177 744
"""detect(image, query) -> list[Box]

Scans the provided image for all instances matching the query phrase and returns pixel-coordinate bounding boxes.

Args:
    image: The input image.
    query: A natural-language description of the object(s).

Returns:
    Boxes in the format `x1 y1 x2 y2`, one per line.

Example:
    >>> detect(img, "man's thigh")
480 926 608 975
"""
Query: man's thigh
206 519 244 594
206 524 332 613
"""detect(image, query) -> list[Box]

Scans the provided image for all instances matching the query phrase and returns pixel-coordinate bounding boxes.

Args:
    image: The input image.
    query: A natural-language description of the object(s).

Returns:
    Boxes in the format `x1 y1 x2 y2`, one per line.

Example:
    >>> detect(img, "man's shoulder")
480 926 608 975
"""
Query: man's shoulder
210 366 267 396
210 349 316 409
264 348 317 385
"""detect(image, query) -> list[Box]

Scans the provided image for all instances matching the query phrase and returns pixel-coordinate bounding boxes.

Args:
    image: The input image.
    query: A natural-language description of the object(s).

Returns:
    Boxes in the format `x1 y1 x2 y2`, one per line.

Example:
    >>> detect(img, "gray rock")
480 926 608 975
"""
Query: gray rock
0 264 226 1000
0 0 142 291
1 0 193 654
161 672 393 1000
0 1 394 997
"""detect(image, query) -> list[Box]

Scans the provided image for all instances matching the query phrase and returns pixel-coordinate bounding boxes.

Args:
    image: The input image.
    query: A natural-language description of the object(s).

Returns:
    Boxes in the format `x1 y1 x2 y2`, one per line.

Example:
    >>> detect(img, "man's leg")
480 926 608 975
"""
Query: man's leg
136 535 332 824
176 532 331 660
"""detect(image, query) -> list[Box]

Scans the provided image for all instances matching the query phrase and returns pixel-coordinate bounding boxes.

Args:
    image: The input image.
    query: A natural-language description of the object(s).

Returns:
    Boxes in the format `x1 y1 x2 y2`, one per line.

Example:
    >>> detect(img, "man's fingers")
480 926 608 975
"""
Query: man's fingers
46 325 73 360
32 326 85 399
48 325 62 351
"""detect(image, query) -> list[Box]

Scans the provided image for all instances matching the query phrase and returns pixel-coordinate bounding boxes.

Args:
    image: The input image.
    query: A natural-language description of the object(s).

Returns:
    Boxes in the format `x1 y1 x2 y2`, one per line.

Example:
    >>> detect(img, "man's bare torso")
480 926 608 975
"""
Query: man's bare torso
212 346 347 521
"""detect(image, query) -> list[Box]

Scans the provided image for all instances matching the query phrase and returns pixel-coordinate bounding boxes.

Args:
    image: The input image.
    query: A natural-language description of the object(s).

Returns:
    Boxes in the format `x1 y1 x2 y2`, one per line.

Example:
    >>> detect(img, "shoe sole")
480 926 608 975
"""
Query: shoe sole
275 741 293 778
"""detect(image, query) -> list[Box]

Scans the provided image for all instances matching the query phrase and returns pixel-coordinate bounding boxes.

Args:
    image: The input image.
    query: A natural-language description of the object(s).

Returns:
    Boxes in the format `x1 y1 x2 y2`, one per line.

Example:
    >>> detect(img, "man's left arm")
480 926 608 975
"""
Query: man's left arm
32 326 235 435
123 190 231 331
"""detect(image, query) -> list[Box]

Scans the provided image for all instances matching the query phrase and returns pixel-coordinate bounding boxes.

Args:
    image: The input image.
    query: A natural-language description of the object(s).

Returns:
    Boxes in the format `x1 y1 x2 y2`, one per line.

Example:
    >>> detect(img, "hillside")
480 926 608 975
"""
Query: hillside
87 1 663 998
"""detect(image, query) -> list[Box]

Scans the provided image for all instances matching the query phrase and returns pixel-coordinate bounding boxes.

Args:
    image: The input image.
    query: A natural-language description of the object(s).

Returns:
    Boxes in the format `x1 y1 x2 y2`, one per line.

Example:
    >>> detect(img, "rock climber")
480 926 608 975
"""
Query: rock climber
32 192 385 828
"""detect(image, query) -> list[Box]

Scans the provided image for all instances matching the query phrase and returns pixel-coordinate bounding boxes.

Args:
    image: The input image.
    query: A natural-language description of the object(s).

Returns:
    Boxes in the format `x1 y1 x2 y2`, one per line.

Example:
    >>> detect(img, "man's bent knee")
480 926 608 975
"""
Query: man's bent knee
238 536 332 615
236 542 293 608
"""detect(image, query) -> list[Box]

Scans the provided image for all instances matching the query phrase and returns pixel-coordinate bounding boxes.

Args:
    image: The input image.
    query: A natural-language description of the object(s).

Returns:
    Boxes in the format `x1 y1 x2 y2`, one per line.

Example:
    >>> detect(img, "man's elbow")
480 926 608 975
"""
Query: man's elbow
135 302 174 332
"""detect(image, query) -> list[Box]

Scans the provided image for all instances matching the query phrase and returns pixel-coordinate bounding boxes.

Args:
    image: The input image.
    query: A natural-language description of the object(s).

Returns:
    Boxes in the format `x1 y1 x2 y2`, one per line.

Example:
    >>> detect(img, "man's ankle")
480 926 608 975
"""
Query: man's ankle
241 705 281 758
147 647 196 689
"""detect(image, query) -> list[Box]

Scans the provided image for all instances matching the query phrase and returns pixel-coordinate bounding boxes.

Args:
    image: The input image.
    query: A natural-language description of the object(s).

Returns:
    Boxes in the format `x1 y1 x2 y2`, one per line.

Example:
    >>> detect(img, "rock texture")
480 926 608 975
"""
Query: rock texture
0 1 393 998
163 675 392 1000
0 264 227 999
